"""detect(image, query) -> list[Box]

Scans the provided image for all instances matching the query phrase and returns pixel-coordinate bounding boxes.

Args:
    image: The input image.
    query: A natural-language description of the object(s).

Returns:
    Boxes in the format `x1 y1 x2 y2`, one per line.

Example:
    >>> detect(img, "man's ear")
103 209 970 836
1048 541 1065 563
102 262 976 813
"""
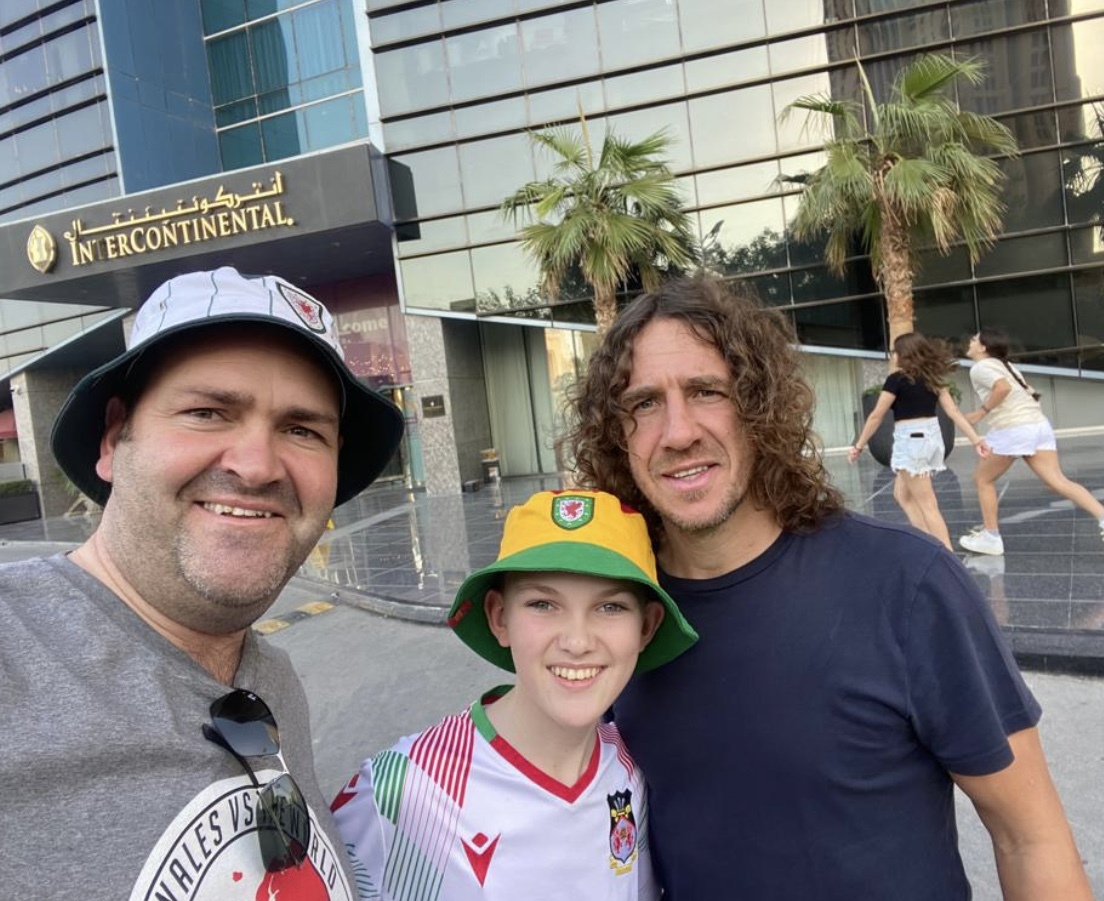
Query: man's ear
484 589 510 649
639 600 665 649
94 397 128 484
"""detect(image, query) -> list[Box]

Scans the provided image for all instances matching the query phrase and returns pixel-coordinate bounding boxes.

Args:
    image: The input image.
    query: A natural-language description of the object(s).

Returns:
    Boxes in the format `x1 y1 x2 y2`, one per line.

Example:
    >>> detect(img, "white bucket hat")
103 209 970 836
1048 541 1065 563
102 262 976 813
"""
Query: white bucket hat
51 266 404 506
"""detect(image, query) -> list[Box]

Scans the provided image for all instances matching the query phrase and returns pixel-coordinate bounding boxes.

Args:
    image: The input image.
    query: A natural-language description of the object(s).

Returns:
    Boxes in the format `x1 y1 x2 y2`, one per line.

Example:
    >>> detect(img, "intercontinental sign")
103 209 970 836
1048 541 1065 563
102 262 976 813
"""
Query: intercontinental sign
25 172 294 274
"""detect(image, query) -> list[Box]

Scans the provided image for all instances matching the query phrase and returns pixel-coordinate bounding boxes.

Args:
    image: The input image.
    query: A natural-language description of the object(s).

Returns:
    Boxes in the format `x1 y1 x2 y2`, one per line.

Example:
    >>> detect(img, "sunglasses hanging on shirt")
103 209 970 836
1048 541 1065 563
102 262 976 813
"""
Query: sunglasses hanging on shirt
203 689 312 872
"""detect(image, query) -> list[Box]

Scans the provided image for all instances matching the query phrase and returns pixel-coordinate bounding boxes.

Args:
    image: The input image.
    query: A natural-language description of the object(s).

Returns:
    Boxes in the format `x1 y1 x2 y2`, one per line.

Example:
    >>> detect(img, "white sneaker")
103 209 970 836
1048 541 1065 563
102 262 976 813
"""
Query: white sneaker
959 530 1004 556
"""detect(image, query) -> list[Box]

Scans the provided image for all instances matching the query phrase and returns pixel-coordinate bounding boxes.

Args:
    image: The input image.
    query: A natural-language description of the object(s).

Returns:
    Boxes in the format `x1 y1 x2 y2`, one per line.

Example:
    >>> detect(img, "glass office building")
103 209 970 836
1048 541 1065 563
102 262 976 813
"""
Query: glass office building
0 0 221 381
4 0 1104 505
0 0 417 511
0 1 115 219
0 0 210 456
368 0 1104 449
202 0 372 167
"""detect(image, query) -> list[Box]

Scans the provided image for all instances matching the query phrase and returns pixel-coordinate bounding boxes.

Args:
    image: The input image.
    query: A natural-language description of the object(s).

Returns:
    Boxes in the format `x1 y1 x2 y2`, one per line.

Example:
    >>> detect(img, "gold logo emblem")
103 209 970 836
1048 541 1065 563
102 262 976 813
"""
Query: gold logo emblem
26 224 57 274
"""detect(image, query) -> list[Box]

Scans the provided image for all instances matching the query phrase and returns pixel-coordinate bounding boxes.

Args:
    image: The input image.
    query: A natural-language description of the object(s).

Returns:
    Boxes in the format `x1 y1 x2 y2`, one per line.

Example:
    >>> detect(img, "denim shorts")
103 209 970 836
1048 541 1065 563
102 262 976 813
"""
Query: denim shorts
890 418 945 476
986 419 1056 456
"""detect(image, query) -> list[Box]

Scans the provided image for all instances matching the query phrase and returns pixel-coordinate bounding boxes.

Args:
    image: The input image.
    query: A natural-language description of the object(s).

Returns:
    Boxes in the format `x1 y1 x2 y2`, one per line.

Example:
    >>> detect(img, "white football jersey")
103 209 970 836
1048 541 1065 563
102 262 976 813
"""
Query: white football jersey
332 689 658 901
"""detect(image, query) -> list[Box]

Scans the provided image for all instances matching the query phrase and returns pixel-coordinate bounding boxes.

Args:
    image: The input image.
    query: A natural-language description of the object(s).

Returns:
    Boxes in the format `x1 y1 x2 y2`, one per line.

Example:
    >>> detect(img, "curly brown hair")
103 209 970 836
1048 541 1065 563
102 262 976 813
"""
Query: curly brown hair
560 275 843 537
892 332 955 394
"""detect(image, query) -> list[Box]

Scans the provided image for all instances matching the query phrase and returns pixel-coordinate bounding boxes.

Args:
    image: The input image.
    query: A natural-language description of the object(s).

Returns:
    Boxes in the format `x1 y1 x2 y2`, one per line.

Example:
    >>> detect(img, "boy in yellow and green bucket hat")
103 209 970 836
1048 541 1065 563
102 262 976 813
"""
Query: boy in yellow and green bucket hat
333 490 697 900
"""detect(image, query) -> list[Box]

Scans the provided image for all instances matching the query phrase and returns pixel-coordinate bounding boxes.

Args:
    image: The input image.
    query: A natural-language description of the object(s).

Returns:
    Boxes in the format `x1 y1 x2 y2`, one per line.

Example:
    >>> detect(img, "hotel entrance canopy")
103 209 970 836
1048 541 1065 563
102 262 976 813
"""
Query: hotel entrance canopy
0 143 395 311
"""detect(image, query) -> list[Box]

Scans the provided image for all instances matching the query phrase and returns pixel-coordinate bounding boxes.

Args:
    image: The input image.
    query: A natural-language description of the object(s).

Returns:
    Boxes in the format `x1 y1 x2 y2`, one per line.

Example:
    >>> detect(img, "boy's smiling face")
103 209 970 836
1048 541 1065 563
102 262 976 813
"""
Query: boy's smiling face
484 571 663 738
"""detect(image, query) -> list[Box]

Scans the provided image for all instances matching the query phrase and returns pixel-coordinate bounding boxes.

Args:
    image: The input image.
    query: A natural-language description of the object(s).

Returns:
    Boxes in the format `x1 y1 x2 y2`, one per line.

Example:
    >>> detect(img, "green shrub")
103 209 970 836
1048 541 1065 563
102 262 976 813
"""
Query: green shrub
0 479 35 497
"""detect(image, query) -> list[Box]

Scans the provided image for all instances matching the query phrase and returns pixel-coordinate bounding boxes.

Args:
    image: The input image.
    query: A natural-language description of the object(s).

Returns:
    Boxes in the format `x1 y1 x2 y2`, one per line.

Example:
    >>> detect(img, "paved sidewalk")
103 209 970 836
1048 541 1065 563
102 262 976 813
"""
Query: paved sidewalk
2 435 1103 672
834 434 1104 674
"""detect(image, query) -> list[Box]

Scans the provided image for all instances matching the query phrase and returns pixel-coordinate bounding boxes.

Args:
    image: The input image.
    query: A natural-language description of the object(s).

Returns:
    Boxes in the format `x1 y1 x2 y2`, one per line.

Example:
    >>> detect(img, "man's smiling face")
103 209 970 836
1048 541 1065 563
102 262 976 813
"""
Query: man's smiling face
95 326 340 633
620 317 754 538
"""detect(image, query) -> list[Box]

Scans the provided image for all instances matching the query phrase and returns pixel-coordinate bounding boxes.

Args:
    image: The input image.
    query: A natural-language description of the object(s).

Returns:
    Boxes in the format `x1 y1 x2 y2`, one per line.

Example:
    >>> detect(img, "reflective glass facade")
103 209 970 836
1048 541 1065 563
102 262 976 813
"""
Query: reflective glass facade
99 0 221 192
372 0 1104 376
0 2 123 381
204 0 370 168
0 1 116 221
0 0 221 380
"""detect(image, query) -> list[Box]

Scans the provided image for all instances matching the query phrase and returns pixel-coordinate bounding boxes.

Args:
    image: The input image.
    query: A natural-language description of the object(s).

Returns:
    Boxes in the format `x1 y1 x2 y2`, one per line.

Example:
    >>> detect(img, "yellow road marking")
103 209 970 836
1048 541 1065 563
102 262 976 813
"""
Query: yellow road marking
253 600 335 635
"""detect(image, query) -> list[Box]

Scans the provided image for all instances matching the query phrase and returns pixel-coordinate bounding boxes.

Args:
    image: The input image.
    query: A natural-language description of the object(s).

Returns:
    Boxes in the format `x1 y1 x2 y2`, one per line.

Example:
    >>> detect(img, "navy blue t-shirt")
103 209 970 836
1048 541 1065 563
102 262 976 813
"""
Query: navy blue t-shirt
614 514 1039 901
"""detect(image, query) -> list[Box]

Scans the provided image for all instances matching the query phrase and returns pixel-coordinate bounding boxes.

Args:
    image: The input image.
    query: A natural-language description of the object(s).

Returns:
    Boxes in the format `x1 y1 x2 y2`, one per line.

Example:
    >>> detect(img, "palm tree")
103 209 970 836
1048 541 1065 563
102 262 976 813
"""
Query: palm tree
500 117 698 334
782 53 1019 346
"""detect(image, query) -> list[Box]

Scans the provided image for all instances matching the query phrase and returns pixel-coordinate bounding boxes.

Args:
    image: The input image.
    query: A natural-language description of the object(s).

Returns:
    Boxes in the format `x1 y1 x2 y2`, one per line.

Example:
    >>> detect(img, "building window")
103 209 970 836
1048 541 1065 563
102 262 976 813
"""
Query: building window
205 0 366 168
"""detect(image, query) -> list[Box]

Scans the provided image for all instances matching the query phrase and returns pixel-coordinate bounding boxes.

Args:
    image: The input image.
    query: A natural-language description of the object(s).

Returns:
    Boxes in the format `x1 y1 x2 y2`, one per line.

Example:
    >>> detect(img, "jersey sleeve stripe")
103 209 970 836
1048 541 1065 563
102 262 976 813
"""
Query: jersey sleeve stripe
371 749 409 825
381 712 476 901
410 711 475 806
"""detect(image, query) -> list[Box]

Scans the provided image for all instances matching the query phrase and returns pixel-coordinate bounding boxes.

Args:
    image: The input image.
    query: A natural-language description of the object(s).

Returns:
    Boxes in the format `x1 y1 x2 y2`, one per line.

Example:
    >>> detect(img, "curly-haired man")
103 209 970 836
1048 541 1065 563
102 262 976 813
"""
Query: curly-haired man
564 275 1089 900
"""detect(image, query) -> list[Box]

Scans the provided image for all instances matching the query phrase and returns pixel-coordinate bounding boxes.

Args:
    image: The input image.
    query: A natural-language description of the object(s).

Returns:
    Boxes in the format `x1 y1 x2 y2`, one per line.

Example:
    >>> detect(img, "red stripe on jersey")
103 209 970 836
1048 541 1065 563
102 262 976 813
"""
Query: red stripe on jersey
598 722 636 777
410 710 476 806
488 730 601 804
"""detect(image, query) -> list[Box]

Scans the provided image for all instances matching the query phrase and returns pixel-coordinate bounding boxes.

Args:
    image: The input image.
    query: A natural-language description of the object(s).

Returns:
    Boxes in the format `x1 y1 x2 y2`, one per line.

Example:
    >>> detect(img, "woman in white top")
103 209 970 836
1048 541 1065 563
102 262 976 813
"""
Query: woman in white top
959 328 1104 556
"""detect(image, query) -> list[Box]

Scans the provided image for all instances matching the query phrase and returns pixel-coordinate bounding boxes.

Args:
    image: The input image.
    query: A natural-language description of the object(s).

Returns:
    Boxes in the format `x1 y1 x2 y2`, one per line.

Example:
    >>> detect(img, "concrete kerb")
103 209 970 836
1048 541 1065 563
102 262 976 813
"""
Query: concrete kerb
0 539 79 563
1007 629 1104 678
287 573 449 626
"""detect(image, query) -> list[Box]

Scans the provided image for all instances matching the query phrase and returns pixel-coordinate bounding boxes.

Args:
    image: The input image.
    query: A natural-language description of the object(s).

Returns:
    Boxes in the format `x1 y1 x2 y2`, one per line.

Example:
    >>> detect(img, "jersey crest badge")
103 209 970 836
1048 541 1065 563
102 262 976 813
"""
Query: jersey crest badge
278 282 327 332
551 495 594 530
607 789 638 874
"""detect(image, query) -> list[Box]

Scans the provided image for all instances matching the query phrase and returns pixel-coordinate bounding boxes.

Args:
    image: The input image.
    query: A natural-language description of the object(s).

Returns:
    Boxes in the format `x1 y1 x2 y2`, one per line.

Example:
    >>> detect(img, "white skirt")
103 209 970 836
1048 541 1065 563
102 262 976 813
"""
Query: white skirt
986 419 1056 456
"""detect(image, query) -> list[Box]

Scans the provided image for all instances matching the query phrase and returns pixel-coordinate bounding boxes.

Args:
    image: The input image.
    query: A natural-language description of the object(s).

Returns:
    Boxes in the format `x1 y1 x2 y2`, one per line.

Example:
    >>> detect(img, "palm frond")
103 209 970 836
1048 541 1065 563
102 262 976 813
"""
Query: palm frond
930 143 1005 190
780 94 863 141
779 49 1018 335
897 54 985 102
881 157 943 217
618 173 687 214
823 222 856 273
500 180 558 224
955 110 1019 157
823 143 875 194
878 97 959 148
500 117 697 328
601 129 673 170
528 127 586 172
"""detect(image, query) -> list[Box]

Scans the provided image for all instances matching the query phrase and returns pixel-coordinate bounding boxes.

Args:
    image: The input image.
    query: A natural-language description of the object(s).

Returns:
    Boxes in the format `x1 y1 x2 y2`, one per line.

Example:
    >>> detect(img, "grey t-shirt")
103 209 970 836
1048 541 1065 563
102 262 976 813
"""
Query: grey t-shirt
0 554 356 901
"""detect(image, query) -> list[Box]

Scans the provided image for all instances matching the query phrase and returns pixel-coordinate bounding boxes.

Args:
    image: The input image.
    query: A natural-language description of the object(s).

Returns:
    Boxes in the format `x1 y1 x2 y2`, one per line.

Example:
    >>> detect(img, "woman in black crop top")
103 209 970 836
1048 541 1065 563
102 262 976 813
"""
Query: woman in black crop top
849 332 990 550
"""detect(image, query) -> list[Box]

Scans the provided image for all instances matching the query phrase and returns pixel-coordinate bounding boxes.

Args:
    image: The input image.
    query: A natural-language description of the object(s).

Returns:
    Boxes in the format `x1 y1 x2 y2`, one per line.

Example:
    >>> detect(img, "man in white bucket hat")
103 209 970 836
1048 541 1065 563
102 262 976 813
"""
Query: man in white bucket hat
0 267 403 900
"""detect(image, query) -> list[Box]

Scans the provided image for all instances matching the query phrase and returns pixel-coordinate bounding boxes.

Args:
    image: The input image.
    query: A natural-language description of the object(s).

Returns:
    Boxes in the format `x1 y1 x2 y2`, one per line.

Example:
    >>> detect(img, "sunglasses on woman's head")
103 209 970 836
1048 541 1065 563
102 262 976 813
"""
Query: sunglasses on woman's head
203 689 312 872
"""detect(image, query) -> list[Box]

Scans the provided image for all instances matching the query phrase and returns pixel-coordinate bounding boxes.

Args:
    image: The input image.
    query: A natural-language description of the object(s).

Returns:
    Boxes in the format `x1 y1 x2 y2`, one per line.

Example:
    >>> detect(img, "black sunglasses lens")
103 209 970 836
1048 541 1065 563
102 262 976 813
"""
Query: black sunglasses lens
209 690 279 757
257 774 311 871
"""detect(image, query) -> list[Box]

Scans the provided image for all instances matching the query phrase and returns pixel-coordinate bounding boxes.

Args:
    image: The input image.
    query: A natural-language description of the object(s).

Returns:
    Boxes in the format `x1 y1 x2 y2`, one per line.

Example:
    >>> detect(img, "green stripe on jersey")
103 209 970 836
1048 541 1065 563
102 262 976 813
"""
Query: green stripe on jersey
386 830 444 901
372 749 409 824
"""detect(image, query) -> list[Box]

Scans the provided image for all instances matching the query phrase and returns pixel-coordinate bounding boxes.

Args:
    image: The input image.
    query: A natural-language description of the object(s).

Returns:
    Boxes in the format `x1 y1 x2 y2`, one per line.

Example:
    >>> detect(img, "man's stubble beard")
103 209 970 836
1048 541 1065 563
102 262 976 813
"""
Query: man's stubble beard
172 529 298 628
657 479 749 537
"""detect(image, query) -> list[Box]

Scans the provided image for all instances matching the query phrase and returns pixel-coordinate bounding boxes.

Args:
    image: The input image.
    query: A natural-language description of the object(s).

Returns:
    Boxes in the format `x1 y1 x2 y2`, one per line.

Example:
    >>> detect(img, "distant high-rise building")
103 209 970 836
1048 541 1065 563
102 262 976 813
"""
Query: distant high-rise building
2 0 1104 513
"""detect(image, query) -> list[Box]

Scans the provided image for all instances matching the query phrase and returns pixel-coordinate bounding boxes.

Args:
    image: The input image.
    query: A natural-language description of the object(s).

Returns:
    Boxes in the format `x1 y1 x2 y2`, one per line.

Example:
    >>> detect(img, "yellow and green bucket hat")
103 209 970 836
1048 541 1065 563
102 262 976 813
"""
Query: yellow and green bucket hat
448 490 698 674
